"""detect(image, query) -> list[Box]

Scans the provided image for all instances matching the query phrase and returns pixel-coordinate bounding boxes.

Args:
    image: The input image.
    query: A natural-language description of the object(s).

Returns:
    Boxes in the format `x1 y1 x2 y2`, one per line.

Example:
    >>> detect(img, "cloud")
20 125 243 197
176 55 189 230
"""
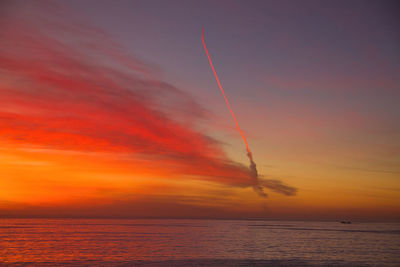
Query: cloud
0 194 263 219
259 179 297 196
0 2 296 196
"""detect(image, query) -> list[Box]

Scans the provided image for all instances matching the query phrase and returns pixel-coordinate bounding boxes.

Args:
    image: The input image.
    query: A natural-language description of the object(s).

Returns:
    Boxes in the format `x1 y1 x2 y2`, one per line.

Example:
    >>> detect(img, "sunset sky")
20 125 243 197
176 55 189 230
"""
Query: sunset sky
0 0 399 220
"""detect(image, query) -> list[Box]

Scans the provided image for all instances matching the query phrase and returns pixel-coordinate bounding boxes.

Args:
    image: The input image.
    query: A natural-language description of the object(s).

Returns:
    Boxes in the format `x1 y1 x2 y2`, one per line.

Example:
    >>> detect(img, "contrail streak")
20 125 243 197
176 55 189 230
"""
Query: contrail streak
202 28 266 197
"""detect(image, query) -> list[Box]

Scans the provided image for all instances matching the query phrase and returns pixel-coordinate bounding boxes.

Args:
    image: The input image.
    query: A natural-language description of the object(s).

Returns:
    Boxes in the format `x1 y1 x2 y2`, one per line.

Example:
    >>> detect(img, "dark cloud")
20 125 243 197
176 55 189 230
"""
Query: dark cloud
259 179 297 196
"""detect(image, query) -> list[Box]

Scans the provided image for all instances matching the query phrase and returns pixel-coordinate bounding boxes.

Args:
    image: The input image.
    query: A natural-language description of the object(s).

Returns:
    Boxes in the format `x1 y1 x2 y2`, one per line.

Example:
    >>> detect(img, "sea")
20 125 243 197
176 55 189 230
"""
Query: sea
0 219 399 266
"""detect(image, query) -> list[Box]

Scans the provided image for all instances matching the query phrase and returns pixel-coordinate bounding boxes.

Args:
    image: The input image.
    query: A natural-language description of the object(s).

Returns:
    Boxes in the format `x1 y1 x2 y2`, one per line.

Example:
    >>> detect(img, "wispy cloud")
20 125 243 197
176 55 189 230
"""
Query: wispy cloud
0 2 296 196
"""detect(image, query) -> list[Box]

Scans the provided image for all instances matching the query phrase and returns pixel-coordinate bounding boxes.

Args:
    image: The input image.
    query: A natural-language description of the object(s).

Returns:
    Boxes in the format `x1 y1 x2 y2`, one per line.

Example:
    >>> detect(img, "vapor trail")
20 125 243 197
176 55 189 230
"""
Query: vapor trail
202 28 266 197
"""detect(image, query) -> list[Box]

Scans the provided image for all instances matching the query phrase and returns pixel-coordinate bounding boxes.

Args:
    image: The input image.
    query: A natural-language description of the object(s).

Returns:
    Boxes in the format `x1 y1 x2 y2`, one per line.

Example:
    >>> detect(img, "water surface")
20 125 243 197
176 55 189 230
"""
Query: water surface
1 219 399 266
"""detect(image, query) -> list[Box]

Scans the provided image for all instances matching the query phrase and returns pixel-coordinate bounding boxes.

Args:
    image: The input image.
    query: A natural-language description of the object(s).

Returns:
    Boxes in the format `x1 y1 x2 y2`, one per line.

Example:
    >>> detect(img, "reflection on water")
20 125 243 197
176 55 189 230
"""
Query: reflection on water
0 219 399 266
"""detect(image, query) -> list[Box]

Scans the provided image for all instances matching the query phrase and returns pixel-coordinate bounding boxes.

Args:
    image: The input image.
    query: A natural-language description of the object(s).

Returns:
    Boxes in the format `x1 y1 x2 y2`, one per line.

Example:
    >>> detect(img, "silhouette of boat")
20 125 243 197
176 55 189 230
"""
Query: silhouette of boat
340 221 352 224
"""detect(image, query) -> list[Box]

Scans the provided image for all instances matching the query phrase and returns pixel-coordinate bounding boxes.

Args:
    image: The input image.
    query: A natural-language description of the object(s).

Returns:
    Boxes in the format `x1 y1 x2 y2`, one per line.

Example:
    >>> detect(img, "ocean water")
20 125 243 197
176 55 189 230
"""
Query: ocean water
0 219 399 266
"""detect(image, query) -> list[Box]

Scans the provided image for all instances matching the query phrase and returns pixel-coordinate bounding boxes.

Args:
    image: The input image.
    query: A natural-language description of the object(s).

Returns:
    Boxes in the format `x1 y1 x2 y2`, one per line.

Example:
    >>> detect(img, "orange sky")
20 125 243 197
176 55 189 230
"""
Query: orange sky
0 2 399 221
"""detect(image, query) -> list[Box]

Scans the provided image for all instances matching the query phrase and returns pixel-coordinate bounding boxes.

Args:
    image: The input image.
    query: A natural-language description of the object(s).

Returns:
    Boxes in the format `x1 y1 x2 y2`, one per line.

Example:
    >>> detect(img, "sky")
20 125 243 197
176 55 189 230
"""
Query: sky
0 0 399 220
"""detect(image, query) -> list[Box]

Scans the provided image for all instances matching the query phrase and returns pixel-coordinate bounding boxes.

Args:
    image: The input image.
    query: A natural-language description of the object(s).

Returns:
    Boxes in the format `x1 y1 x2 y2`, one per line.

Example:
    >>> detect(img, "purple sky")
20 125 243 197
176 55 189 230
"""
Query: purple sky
1 0 399 219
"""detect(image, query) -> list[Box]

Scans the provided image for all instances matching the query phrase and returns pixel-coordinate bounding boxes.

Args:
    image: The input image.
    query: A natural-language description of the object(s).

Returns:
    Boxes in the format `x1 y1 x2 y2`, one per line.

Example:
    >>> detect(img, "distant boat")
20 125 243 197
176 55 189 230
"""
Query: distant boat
340 221 352 224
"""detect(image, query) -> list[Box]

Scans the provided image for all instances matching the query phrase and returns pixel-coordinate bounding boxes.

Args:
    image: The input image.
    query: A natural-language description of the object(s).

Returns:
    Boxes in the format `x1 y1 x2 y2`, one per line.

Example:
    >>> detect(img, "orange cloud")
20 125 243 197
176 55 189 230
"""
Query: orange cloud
0 4 262 192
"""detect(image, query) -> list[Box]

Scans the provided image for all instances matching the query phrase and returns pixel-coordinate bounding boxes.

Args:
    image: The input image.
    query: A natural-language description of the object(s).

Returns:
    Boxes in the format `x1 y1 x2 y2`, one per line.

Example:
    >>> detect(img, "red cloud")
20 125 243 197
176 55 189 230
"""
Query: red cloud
0 4 255 188
0 3 296 195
